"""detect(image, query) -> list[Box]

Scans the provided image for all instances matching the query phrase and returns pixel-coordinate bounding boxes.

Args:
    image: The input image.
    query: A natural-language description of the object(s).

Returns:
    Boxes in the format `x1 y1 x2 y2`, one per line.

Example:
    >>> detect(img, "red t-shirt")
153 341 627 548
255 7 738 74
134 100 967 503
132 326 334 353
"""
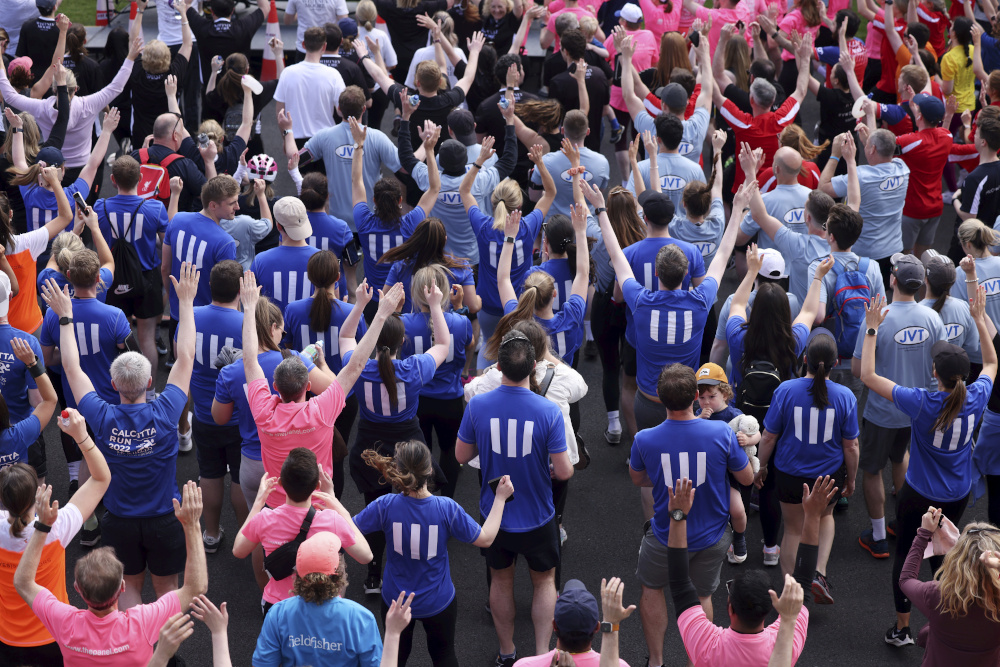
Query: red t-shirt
971 101 1000 145
643 83 701 120
719 96 801 192
873 10 907 95
897 128 978 218
757 162 821 193
917 3 948 55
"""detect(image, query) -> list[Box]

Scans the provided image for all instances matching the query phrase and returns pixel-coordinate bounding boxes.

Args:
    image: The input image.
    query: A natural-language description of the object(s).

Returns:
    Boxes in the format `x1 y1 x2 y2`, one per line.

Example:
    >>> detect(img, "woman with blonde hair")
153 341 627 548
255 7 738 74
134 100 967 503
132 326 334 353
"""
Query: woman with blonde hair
952 219 1000 328
354 1 398 128
723 34 751 93
773 0 824 94
756 124 830 191
36 216 113 301
861 288 997 648
460 142 556 369
900 511 1000 664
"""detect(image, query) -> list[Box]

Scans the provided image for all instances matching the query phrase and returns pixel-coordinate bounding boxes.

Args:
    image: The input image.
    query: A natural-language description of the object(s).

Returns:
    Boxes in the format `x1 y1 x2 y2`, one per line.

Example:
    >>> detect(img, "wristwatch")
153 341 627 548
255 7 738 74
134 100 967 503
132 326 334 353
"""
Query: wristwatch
670 509 687 522
353 143 364 150
33 521 52 533
866 327 877 336
12 127 23 134
600 621 619 633
504 236 516 244
281 128 292 137
594 207 607 216
59 316 73 326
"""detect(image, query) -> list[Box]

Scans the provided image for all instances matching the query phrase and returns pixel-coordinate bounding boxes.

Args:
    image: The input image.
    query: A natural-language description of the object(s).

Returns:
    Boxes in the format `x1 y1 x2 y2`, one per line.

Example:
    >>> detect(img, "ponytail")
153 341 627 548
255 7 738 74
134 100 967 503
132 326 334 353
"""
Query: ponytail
933 378 967 433
375 314 405 407
8 163 44 188
809 360 830 408
931 292 948 313
306 251 340 331
361 440 434 494
485 288 537 359
805 332 838 409
378 345 399 406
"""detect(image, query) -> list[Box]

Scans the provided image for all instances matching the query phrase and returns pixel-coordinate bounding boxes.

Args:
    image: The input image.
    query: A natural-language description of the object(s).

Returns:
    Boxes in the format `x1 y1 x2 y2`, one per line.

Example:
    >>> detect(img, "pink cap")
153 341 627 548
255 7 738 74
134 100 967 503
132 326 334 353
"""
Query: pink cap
8 57 32 77
295 532 342 577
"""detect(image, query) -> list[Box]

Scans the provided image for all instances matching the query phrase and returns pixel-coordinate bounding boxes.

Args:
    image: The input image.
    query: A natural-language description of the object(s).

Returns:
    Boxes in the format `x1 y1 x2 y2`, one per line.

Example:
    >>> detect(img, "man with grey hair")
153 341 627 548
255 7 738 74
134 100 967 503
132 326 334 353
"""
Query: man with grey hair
819 124 910 288
41 261 200 610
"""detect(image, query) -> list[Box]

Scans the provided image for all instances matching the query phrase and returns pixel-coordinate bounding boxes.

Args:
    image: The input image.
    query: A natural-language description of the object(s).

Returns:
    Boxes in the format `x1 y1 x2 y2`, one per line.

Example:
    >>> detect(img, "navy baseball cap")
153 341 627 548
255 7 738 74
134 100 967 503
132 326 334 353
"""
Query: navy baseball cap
553 580 600 637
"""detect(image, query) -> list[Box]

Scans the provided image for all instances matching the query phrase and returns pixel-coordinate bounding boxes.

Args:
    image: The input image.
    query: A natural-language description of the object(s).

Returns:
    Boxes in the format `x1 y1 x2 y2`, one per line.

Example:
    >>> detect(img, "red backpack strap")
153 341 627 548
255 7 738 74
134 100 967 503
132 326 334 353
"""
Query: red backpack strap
159 153 183 168
138 148 150 163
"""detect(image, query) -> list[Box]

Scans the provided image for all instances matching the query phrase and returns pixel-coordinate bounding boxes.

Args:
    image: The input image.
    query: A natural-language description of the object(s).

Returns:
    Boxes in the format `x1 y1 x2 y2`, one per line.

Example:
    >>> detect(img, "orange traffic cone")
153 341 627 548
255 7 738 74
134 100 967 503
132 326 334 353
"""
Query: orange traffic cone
260 1 282 81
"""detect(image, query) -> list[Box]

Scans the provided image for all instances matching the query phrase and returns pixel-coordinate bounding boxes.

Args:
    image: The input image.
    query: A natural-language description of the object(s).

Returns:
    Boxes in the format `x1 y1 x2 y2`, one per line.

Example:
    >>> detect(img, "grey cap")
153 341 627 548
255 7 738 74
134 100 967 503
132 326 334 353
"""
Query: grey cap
890 252 925 290
660 83 689 113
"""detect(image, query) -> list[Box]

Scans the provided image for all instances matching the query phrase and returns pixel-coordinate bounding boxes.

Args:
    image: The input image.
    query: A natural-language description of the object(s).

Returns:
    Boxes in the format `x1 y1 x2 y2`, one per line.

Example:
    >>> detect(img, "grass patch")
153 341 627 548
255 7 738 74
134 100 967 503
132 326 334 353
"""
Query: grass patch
60 0 133 25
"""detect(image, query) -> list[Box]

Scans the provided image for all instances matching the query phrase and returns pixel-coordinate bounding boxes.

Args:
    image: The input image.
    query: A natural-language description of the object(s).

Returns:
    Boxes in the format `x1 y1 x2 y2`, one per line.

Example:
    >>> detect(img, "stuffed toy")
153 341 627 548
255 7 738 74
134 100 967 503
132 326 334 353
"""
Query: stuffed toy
729 414 761 474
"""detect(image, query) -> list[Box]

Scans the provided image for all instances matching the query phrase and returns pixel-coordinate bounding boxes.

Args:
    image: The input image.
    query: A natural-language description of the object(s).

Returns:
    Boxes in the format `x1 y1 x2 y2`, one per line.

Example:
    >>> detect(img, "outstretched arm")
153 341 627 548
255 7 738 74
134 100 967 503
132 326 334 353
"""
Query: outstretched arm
41 167 73 239
349 117 368 206
860 294 895 399
14 486 58 607
705 181 753 285
41 278 95 401
582 183 634 284
795 256 834 328
530 144 557 218
456 32 485 95
497 210 521 307
355 37 395 97
415 124 442 215
460 136 495 212
239 271 265 384
166 262 199 393
337 283 405 393
79 108 120 189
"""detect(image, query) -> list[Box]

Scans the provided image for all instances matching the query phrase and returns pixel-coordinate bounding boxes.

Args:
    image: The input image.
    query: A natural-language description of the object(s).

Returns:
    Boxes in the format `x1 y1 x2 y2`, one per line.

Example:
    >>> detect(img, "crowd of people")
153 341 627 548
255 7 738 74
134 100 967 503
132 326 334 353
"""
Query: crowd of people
4 0 1000 663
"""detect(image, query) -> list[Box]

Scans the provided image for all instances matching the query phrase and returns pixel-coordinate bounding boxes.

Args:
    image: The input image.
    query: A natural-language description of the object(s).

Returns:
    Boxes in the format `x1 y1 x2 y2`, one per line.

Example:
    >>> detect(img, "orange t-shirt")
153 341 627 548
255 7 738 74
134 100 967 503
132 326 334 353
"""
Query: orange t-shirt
0 502 82 646
5 228 49 333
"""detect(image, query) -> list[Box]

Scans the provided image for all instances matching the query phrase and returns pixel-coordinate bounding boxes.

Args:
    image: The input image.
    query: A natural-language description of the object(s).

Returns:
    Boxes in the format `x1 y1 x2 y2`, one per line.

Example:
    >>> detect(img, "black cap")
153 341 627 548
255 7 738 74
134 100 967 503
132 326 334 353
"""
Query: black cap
438 140 469 177
447 108 478 145
932 340 971 381
637 190 675 226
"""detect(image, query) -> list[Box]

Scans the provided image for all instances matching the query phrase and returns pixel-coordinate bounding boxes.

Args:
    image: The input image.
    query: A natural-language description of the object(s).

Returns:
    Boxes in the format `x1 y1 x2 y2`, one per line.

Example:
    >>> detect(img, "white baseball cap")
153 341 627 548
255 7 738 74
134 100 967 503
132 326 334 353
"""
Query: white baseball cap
273 197 313 242
758 248 788 279
616 3 643 23
0 272 10 318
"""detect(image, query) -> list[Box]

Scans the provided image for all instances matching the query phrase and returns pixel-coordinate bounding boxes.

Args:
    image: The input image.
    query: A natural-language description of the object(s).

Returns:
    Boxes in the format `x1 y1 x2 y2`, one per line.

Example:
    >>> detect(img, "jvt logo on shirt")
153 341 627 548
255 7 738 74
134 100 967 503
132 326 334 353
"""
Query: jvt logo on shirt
490 418 535 457
678 142 694 156
660 175 688 191
650 310 693 344
894 326 930 345
783 208 805 225
560 169 594 183
946 323 966 341
660 451 707 487
335 145 357 159
880 176 905 191
694 241 716 257
437 191 463 206
794 406 835 444
982 278 1000 296
392 522 440 559
933 414 976 451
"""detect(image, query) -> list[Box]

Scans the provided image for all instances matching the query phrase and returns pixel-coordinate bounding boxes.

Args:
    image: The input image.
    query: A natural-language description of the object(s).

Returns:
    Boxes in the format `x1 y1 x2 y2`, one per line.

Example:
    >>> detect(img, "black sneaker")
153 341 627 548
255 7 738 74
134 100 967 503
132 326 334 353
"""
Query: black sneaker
79 521 101 548
884 625 914 647
391 116 401 138
494 653 516 667
67 479 78 500
156 330 169 356
859 528 890 559
364 575 381 594
835 496 849 512
609 124 625 144
748 487 760 512
812 572 834 604
584 339 597 359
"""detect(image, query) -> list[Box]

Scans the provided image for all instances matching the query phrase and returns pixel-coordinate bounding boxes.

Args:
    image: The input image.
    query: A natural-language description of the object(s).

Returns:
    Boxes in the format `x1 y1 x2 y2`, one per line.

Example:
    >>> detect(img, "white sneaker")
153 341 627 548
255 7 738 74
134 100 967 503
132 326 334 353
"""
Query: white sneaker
559 525 568 545
178 412 193 452
763 545 780 566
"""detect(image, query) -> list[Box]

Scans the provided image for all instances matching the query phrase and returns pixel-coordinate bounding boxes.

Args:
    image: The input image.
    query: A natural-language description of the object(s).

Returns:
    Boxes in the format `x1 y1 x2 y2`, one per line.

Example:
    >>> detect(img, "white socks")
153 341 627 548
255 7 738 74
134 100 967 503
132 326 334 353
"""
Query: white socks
872 517 886 541
584 320 593 342
608 411 621 433
67 461 80 481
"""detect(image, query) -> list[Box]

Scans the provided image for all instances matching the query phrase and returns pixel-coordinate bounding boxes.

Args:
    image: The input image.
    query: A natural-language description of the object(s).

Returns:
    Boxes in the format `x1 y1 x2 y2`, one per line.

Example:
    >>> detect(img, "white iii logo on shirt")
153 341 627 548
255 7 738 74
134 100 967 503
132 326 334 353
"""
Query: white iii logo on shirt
879 176 905 191
660 175 687 191
893 326 930 345
649 310 693 344
393 522 440 559
660 451 707 487
490 418 535 457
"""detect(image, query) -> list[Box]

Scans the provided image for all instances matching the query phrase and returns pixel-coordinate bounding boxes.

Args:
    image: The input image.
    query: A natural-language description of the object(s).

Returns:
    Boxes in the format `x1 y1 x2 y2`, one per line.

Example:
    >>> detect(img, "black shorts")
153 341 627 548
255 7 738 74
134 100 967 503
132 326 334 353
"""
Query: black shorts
105 268 163 320
28 436 47 479
192 417 242 480
622 340 637 377
0 638 62 666
102 510 186 577
774 464 847 505
483 517 560 572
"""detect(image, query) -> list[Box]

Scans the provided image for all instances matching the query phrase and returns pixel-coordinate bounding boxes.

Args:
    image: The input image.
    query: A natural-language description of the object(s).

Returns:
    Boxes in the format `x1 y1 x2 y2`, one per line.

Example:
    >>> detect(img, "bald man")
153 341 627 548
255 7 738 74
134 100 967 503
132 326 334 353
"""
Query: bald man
736 146 811 253
130 112 215 212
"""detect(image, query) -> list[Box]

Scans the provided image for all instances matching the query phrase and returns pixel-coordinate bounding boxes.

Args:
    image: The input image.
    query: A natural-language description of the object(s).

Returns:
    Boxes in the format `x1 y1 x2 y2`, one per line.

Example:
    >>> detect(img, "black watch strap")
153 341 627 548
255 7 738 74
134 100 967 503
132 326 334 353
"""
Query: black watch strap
33 521 52 533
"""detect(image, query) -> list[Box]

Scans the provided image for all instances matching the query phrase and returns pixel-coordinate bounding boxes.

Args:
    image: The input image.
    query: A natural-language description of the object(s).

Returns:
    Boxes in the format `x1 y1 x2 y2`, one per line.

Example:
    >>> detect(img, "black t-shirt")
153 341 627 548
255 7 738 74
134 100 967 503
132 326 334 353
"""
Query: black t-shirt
16 17 60 81
479 0 520 56
961 161 1000 228
63 55 104 96
542 50 613 89
129 54 189 145
319 53 371 105
132 140 207 212
476 88 538 184
815 86 855 142
374 0 448 80
389 83 465 150
547 65 609 152
187 7 264 81
204 79 279 135
450 4 483 47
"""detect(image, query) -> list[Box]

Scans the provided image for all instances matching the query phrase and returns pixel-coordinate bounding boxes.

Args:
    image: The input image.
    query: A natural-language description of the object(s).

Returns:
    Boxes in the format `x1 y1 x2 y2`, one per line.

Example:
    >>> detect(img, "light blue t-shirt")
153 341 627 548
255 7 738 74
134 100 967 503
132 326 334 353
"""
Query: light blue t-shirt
893 377 992 503
345 351 437 423
668 199 726 268
772 226 831 302
627 152 706 216
0 324 43 422
399 311 473 400
219 215 273 270
164 213 238 318
951 255 1000 344
763 377 860 477
253 596 382 667
189 304 242 426
629 417 749 551
852 300 948 428
740 183 811 252
250 245 320 316
921 296 981 363
95 194 169 271
304 123 402 230
634 107 710 164
353 493 481 618
529 147 610 220
830 159 909 260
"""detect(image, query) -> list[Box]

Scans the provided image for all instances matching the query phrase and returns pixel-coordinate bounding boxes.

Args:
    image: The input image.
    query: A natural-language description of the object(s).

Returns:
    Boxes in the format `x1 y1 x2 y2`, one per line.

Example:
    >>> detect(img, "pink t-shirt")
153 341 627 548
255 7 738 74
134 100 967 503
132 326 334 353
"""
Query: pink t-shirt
241 504 357 603
32 589 180 666
248 377 346 506
694 4 753 52
514 649 629 667
604 28 659 110
677 604 810 666
546 6 596 51
638 0 681 41
778 9 821 60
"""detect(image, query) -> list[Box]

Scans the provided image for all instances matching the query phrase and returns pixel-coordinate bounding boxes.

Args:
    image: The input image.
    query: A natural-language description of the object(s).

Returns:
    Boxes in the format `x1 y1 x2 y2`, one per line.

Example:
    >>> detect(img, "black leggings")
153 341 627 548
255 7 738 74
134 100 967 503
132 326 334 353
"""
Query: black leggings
418 396 464 498
332 395 360 499
0 639 63 666
760 464 782 548
380 596 459 667
364 488 391 577
892 483 969 613
591 287 628 413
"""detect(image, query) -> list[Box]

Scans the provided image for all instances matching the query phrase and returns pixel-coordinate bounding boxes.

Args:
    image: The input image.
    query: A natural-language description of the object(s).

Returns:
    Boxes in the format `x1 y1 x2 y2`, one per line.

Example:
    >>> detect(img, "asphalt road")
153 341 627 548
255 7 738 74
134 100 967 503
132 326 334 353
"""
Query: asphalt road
38 86 976 667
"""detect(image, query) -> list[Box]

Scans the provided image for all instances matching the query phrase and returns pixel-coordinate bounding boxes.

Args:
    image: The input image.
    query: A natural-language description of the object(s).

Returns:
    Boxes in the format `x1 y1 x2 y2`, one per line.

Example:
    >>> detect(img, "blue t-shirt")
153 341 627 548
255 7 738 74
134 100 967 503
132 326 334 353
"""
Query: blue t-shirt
189 305 243 425
353 493 481 618
694 404 742 421
629 418 750 551
20 178 88 232
251 245 320 316
214 350 317 460
77 384 188 517
399 311 473 400
0 323 43 422
307 210 353 297
623 277 718 396
535 293 587 363
253 595 383 667
284 297 368 389
763 377 860 477
471 206 544 316
527 258 574 312
385 258 475 314
726 316 810 388
0 415 40 469
39 298 131 407
893 377 993 503
36 267 113 303
623 237 706 293
457 385 566 532
344 351 437 423
355 203 425 300
95 194 170 271
163 213 238 318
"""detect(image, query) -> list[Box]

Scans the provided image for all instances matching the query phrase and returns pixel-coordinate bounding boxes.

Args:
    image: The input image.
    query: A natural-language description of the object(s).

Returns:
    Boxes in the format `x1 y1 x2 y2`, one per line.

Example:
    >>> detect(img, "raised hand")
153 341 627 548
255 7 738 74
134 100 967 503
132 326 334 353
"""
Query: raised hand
154 613 194 661
173 480 203 527
385 591 415 635
348 116 367 146
165 74 178 98
378 282 405 316
601 577 636 625
478 135 496 164
711 129 726 153
666 477 695 514
642 129 657 158
189 595 229 634
865 293 888 330
170 261 201 305
745 243 763 277
35 484 59 527
4 107 22 130
10 337 37 366
503 209 521 238
356 279 373 307
769 574 804 621
424 281 444 310
814 255 835 280
40 279 73 318
802 476 839 518
580 181 606 209
561 137 580 167
254 475 278 506
239 270 261 312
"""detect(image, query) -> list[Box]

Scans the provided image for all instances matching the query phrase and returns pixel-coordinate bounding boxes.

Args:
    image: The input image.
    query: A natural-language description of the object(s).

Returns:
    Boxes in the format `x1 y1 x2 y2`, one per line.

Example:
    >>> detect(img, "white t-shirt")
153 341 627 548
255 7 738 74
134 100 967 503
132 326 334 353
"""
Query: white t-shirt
358 26 397 90
286 0 349 52
274 61 346 139
156 0 202 45
405 43 465 89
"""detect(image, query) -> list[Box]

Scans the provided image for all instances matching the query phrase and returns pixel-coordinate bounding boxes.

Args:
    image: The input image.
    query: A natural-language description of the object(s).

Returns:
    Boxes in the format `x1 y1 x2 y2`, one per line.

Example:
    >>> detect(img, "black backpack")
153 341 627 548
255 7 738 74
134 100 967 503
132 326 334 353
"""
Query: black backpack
263 506 316 581
223 103 243 142
107 200 146 299
734 359 782 422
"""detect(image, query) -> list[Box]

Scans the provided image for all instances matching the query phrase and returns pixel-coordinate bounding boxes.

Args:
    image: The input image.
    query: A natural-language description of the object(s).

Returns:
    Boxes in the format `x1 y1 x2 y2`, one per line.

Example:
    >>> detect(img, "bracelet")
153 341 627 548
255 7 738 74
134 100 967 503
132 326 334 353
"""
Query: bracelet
594 206 607 215
28 362 44 379
772 31 779 39
966 278 979 283
12 127 23 133
75 435 95 452
472 163 482 169
33 521 52 533
829 155 840 162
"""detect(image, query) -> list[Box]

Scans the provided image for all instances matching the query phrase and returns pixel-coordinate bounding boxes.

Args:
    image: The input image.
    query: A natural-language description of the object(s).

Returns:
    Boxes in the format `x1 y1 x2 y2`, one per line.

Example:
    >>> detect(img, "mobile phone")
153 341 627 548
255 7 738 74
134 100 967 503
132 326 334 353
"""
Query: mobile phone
689 31 700 48
488 476 513 503
72 191 88 214
341 239 361 266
